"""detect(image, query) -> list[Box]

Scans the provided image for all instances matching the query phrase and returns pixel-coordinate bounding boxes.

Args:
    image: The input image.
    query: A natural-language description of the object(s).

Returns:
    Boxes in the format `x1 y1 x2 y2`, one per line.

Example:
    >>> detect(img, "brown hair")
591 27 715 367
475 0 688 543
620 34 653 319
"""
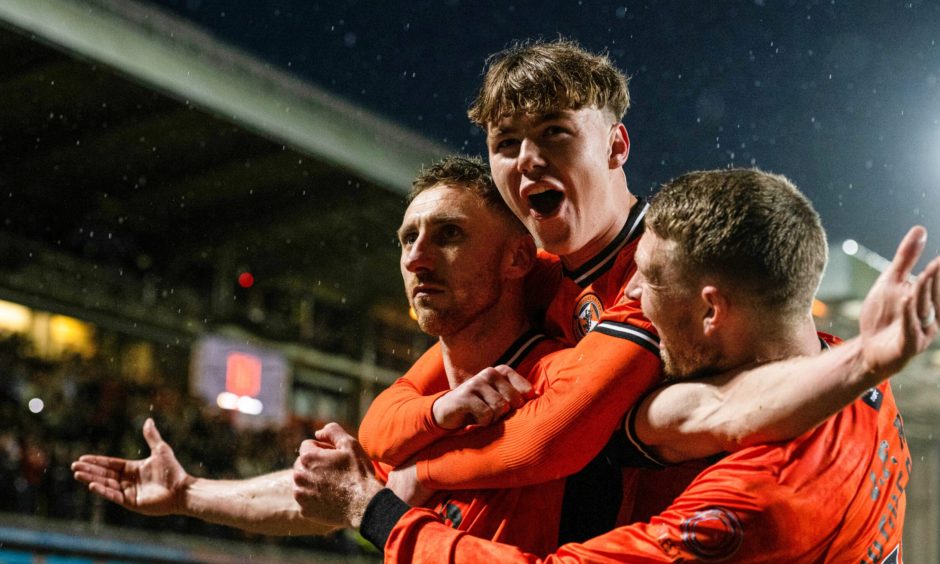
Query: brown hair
468 39 630 126
646 169 828 319
410 156 525 232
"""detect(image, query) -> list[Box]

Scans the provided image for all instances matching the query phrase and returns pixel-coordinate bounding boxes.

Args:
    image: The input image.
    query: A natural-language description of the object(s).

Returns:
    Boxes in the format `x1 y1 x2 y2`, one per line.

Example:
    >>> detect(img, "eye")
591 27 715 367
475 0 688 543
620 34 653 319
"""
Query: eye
494 137 519 151
543 125 566 137
441 224 462 239
399 231 417 247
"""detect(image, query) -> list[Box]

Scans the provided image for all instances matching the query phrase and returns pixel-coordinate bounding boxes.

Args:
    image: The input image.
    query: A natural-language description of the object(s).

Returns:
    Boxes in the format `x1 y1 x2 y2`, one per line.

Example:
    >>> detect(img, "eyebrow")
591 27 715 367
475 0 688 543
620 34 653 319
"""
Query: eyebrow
397 213 468 238
488 111 572 137
487 124 515 138
535 111 569 123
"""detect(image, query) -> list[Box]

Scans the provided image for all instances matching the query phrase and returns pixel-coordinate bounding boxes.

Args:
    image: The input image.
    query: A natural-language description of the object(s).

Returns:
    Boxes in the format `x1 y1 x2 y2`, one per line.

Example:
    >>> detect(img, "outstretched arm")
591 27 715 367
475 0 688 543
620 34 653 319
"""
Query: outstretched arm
72 418 335 536
635 226 940 464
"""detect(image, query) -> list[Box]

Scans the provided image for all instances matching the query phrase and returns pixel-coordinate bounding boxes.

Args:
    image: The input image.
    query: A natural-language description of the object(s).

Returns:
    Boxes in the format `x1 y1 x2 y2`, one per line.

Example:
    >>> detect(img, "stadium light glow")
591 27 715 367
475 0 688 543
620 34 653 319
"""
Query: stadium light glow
237 396 264 415
216 391 239 410
842 239 859 256
28 397 44 413
812 299 828 318
216 391 264 415
0 300 30 332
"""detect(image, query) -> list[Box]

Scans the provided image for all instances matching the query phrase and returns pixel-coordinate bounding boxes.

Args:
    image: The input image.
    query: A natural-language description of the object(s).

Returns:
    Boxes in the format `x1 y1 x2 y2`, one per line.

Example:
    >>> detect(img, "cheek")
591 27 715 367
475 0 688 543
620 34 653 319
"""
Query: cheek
495 185 523 211
639 292 657 325
491 159 514 182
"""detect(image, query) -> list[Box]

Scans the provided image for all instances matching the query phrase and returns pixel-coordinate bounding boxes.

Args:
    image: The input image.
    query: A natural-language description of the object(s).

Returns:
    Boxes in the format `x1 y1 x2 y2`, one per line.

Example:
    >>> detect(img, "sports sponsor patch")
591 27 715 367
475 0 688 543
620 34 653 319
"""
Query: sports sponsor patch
440 502 463 528
881 544 900 564
573 293 603 339
680 507 743 561
861 387 884 411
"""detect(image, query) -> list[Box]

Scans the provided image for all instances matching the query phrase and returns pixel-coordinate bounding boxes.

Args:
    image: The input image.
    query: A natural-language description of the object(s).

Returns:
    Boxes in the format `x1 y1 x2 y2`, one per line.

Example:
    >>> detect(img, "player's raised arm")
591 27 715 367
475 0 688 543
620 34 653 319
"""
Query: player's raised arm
359 343 535 467
633 226 939 464
72 418 335 536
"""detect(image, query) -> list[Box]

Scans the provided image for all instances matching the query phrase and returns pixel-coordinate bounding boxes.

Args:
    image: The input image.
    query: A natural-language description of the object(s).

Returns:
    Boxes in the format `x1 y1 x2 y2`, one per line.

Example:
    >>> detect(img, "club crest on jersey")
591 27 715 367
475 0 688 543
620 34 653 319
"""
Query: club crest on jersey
438 502 463 528
573 293 603 339
680 507 743 561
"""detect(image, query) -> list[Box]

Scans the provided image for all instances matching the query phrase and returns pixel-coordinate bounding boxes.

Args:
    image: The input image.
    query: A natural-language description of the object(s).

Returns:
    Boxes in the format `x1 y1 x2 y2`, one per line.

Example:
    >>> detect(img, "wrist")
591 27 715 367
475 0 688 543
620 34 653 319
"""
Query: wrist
431 395 460 430
177 474 199 517
348 478 385 529
852 338 892 387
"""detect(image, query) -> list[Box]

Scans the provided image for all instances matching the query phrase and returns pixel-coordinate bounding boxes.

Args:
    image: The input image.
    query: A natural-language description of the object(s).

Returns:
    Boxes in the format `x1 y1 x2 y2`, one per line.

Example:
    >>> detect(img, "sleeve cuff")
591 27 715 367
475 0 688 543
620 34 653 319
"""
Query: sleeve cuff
360 488 412 551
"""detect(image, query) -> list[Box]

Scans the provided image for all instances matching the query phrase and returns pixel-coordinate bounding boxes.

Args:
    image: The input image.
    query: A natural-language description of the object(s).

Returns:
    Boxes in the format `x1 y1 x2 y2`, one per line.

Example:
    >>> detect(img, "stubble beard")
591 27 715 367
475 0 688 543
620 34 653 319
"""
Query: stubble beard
661 343 722 382
414 284 502 339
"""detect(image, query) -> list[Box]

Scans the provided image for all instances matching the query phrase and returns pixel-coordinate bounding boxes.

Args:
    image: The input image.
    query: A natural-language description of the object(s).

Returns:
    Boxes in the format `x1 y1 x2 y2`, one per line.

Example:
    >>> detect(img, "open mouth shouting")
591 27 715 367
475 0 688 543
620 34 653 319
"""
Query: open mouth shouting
527 186 564 218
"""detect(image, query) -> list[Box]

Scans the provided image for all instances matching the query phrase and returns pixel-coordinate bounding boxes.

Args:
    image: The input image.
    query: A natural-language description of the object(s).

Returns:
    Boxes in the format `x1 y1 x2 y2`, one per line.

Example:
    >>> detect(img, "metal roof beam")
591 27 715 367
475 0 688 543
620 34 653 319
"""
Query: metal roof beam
0 0 446 193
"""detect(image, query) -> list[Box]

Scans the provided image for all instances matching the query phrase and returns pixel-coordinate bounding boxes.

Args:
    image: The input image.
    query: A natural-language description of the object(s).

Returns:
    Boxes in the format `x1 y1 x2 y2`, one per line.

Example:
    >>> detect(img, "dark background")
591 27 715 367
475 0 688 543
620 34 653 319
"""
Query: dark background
149 0 940 262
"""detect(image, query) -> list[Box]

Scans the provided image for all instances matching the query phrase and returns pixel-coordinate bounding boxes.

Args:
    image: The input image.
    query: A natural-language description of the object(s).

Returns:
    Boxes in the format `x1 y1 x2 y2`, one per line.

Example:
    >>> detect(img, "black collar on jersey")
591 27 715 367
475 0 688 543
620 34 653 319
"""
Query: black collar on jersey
492 329 548 369
563 198 649 288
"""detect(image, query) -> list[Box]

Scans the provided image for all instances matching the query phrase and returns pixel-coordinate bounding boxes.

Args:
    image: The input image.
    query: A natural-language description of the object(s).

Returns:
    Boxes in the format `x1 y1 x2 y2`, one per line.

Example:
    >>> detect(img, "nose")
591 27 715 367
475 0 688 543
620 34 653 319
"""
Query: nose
402 233 434 273
625 271 643 301
516 138 545 176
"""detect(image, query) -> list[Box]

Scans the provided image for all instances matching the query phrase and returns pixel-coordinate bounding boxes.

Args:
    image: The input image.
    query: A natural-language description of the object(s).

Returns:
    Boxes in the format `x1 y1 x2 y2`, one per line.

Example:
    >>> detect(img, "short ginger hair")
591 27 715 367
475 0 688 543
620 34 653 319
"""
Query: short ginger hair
646 169 828 320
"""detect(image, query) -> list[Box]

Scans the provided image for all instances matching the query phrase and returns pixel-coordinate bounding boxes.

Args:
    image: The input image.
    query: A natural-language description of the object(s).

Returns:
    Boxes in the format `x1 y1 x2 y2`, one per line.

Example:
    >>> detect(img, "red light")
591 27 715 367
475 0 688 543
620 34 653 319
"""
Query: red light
226 352 262 397
238 272 254 288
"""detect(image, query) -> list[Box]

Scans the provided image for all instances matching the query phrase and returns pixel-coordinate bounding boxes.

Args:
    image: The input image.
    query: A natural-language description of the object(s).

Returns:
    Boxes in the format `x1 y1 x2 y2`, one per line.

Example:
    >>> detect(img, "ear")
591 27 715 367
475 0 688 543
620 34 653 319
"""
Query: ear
609 123 630 169
700 285 727 337
503 233 537 280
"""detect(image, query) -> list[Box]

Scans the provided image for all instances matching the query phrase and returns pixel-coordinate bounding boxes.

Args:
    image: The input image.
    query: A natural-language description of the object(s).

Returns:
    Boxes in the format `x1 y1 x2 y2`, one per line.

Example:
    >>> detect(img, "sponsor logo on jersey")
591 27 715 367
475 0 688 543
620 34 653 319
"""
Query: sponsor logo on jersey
881 544 900 564
862 386 884 411
573 293 603 339
680 507 743 561
439 502 463 528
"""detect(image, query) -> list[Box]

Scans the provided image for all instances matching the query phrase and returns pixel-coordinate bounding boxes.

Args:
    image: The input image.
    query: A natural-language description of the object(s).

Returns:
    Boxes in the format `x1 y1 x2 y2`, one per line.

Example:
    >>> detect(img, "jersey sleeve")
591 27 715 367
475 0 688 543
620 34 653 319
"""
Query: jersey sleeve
380 505 674 563
369 452 845 563
358 342 453 466
359 252 561 467
413 297 661 490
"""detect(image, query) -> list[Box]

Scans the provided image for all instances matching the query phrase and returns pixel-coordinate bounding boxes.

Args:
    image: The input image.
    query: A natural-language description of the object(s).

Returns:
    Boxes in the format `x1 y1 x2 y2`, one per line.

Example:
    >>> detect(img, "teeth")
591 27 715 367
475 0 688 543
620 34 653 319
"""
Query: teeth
527 185 554 196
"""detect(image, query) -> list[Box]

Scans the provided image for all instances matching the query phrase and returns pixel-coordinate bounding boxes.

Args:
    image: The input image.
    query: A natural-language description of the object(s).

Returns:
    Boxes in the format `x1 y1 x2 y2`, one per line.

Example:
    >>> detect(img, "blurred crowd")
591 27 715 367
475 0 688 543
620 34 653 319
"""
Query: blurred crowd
0 333 363 554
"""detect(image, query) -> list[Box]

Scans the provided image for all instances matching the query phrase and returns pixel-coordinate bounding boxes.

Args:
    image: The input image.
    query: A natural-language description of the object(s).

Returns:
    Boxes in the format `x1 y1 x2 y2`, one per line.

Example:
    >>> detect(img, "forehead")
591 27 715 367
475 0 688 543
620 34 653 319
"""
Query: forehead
402 185 488 224
486 106 607 136
636 232 676 278
635 233 654 269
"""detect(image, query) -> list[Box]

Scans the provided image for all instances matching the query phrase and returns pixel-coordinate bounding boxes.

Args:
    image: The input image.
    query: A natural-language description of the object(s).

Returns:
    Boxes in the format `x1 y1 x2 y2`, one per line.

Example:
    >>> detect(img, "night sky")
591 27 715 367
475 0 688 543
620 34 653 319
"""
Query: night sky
149 0 940 263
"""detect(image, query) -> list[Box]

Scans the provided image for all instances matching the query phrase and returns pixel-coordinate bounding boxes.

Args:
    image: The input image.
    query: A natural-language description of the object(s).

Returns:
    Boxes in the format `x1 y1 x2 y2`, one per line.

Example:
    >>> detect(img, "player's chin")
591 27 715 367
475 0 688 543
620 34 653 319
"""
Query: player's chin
413 309 444 336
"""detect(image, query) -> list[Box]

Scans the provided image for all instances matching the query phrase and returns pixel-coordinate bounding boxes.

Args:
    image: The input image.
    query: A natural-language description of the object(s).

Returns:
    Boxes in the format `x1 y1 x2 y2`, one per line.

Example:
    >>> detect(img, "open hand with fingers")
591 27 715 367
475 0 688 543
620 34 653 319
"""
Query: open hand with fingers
859 226 940 378
292 422 383 529
71 417 192 516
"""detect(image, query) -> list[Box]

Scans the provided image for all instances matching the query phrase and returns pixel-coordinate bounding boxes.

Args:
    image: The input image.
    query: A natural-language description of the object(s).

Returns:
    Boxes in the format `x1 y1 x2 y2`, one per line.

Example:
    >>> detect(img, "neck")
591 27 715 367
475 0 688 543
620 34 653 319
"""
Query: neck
561 170 635 270
439 302 531 389
735 313 821 367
